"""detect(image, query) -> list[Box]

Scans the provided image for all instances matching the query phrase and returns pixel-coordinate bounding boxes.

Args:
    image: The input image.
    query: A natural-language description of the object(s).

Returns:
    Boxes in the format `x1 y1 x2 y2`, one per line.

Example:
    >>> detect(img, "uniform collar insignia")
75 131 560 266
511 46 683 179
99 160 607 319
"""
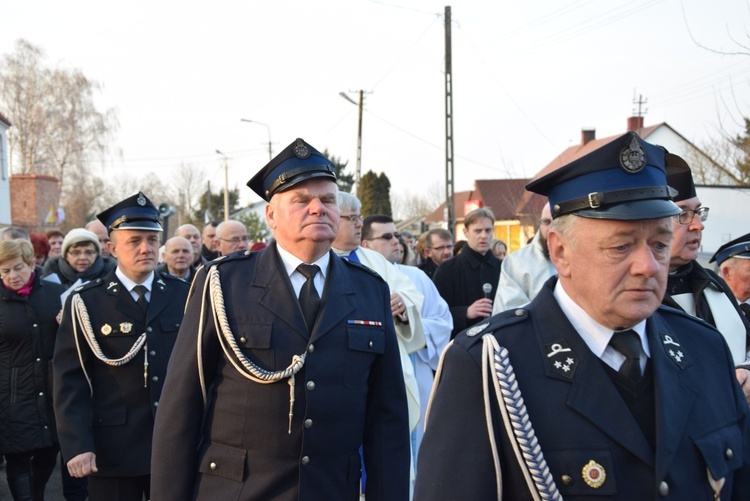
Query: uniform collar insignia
545 340 579 380
466 322 490 337
107 281 118 290
659 332 686 369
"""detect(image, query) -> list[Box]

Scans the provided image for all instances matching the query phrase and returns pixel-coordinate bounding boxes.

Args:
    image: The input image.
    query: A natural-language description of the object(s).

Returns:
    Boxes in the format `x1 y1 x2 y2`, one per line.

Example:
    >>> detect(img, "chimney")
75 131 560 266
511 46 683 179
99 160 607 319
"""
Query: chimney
581 129 596 146
627 116 644 132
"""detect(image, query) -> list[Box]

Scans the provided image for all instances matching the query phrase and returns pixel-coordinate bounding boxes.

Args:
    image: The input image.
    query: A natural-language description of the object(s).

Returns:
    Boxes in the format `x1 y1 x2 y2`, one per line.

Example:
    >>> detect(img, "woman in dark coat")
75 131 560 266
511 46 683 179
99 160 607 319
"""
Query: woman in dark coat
42 228 112 290
0 239 65 500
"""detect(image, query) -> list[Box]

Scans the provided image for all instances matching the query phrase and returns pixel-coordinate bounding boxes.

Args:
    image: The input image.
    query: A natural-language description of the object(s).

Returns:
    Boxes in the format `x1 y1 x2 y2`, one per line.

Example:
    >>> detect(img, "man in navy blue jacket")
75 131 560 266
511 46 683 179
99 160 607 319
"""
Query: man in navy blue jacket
415 132 750 500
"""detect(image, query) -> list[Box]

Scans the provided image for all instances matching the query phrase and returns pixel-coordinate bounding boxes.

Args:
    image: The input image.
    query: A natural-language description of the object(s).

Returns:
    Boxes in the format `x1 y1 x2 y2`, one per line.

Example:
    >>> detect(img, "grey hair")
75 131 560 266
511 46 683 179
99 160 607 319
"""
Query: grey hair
549 214 581 248
337 192 362 213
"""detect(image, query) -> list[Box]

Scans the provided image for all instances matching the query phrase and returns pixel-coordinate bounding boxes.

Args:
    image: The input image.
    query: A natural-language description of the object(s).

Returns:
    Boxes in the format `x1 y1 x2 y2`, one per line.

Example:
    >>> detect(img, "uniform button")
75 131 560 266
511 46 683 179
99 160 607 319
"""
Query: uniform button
175 323 180 328
44 425 48 430
306 381 315 390
38 392 44 397
152 376 159 382
369 341 373 348
240 337 247 343
150 350 156 356
561 475 572 486
514 309 526 317
146 327 153 332
153 401 159 407
33 323 38 328
304 419 313 428
658 481 669 497
209 462 217 470
726 448 734 460
308 344 315 353
301 456 310 465
36 358 41 362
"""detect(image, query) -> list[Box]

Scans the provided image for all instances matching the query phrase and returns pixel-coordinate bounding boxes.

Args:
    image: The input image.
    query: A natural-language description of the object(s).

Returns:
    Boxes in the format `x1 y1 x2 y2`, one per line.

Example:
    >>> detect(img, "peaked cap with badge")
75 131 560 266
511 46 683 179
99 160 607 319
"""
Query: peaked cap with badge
526 131 681 220
97 191 163 233
665 152 697 202
247 138 337 202
711 232 750 266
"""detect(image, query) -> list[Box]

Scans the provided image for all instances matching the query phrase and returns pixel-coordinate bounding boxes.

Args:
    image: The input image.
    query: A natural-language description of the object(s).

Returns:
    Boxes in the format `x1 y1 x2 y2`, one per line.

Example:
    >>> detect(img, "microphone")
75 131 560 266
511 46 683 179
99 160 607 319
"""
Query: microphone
482 283 493 300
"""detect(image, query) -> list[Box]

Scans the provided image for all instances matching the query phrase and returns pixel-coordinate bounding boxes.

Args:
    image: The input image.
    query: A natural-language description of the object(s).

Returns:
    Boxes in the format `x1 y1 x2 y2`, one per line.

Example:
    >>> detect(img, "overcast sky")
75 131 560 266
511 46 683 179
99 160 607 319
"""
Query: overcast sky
3 0 749 207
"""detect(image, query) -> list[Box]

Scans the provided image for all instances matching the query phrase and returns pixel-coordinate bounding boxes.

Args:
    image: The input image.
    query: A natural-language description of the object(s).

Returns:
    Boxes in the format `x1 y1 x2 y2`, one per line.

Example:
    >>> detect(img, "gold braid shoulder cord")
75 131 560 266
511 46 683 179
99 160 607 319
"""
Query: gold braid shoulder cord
196 265 307 433
71 293 149 395
424 336 562 500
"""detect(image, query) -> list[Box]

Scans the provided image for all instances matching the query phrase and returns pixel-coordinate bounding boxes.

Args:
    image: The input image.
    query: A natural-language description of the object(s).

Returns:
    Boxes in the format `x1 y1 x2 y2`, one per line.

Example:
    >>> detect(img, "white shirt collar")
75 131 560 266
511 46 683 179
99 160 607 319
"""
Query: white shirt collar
553 280 649 361
276 244 330 281
115 267 155 292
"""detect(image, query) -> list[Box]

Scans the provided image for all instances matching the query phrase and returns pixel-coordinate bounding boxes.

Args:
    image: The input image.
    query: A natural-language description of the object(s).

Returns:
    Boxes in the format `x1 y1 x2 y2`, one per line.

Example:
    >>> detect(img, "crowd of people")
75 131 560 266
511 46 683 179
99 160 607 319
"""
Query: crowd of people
0 132 749 500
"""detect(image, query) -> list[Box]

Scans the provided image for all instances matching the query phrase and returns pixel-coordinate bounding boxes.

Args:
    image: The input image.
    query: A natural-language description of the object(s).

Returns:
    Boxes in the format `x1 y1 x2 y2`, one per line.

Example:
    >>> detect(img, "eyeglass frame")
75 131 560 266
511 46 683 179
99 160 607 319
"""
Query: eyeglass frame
673 206 709 225
67 249 98 258
429 244 453 252
341 214 364 223
218 236 250 244
365 232 402 241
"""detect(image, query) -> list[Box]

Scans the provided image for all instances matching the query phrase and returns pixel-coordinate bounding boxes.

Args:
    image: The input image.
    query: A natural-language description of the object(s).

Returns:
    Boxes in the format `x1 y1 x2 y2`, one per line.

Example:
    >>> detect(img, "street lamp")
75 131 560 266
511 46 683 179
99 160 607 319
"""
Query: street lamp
340 90 365 196
215 149 229 221
240 118 273 161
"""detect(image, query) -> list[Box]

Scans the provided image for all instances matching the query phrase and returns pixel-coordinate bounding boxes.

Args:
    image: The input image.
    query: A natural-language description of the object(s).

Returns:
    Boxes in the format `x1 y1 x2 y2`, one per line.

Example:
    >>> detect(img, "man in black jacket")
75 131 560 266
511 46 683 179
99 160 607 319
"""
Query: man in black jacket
433 208 501 338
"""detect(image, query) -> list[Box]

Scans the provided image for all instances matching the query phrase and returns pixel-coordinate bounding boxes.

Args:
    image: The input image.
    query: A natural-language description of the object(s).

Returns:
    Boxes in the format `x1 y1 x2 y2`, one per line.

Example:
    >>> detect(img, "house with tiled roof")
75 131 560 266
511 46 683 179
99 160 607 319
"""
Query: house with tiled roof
424 179 547 252
534 116 719 181
0 111 11 225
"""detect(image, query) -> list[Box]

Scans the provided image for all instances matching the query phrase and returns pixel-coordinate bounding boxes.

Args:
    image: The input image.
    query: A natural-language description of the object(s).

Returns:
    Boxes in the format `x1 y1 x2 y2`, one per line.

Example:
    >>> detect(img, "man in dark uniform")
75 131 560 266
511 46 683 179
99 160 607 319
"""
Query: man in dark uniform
415 132 750 500
53 192 190 501
151 138 410 501
713 233 750 321
433 208 501 338
662 157 750 398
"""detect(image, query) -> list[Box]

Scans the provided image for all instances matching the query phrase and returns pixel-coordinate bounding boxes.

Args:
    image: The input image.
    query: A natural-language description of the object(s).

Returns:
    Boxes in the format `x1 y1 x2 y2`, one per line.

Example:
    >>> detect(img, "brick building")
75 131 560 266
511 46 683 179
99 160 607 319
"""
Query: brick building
9 174 62 232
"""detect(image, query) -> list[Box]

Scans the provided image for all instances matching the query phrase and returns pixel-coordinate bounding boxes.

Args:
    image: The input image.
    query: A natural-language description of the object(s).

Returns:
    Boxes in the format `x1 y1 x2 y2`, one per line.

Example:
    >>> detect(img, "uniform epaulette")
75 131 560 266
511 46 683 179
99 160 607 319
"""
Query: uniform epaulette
155 271 191 285
73 277 106 293
341 256 386 282
205 250 254 268
455 307 531 349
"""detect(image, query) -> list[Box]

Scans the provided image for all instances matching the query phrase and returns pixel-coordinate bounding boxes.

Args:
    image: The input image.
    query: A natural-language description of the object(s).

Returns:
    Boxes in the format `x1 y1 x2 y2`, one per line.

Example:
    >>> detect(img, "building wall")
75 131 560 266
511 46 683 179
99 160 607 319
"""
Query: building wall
0 121 10 225
9 174 61 231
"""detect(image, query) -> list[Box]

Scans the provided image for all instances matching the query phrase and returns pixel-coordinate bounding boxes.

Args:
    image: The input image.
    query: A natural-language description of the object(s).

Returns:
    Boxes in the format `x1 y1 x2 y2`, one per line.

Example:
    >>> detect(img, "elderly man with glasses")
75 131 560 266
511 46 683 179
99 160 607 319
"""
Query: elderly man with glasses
214 220 249 256
663 155 750 403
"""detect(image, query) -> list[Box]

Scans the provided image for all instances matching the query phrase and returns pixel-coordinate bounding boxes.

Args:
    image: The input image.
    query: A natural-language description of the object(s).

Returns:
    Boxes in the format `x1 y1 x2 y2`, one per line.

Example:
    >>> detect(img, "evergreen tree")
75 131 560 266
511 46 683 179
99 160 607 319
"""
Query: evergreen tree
237 210 271 243
322 149 354 193
359 170 391 217
193 187 241 222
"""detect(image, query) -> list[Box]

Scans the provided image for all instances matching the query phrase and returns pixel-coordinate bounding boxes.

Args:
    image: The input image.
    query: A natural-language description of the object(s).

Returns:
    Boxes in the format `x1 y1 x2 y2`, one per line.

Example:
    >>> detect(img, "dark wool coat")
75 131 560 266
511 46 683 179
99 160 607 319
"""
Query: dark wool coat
0 268 64 454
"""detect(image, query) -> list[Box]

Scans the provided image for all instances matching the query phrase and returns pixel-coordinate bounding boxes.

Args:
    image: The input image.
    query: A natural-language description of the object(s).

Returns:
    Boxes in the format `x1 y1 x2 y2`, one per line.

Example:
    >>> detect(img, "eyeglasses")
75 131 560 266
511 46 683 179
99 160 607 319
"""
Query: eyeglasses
341 214 364 223
367 232 401 241
673 207 709 225
219 236 249 244
68 250 97 258
539 218 552 226
429 245 453 252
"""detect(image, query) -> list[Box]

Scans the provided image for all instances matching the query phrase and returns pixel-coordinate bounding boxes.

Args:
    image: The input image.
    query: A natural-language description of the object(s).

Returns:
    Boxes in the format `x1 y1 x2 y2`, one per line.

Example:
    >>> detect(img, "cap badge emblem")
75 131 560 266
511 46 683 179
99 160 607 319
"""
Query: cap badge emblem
101 324 112 336
293 140 310 159
582 460 606 488
619 134 646 173
137 193 147 206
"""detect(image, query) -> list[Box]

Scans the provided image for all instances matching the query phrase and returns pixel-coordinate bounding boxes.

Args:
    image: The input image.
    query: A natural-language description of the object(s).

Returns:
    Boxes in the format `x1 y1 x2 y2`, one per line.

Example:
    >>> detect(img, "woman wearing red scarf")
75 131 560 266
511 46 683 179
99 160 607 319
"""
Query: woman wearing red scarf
0 239 65 500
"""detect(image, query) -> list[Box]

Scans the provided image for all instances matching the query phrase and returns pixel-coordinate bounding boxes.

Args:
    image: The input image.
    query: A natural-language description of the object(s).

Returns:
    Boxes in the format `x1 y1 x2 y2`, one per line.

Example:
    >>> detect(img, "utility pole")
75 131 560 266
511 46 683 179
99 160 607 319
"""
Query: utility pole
340 90 367 196
216 150 229 221
444 5 455 236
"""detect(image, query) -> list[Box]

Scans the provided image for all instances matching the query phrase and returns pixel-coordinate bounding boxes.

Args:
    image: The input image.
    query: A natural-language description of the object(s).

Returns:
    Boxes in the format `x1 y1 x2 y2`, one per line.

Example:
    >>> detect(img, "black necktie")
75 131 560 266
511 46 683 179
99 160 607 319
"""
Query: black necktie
133 285 149 312
740 302 750 320
609 329 642 382
297 264 321 333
